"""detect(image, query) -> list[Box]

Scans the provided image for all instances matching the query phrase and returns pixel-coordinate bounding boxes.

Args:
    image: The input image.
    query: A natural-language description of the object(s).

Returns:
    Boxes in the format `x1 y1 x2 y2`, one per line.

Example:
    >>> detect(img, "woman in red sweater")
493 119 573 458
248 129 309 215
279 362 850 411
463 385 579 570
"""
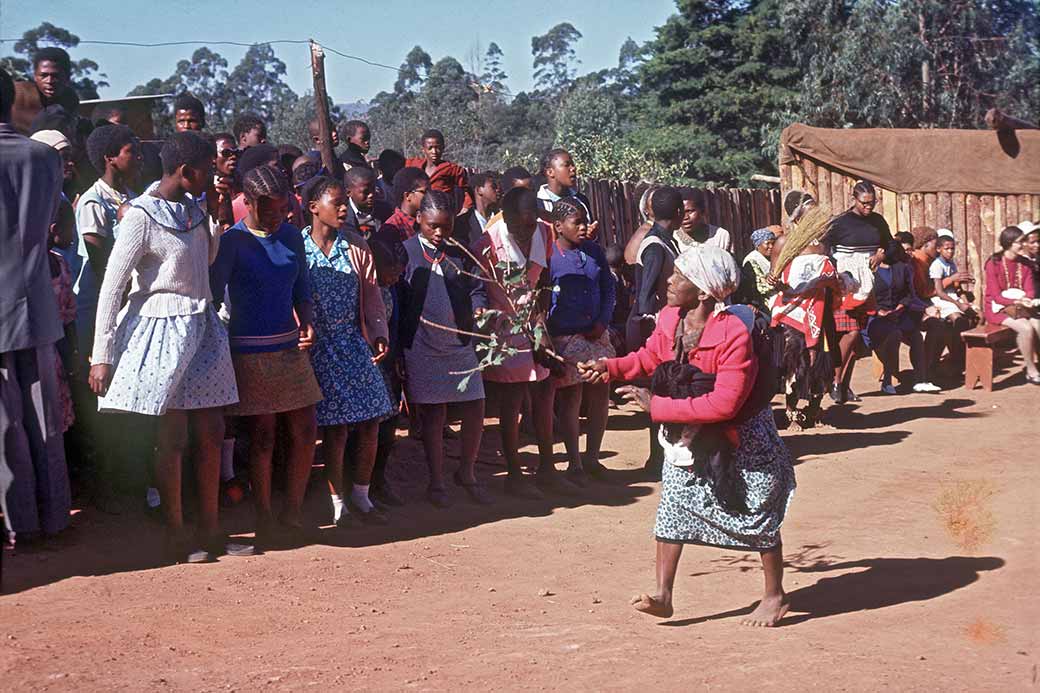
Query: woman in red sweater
984 226 1039 384
579 245 795 627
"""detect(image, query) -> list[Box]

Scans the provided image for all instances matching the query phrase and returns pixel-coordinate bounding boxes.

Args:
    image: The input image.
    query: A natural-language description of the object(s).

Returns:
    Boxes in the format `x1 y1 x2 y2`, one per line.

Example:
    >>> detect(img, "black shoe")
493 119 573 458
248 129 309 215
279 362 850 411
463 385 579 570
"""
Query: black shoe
844 386 862 402
829 384 846 404
372 485 405 507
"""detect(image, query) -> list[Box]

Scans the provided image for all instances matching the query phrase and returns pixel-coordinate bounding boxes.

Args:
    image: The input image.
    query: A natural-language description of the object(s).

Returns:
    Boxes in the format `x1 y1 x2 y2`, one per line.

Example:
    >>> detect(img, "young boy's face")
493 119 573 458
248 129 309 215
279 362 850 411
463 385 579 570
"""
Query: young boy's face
477 178 500 207
175 109 204 132
349 178 376 212
548 153 576 188
402 179 429 213
111 141 141 178
349 126 370 153
240 126 267 148
938 239 956 260
422 137 444 165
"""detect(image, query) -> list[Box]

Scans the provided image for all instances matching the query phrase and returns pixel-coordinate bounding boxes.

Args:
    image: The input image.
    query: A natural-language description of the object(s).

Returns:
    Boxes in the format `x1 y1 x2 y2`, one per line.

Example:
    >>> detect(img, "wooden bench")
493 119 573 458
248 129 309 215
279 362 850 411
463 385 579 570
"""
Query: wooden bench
962 323 1015 391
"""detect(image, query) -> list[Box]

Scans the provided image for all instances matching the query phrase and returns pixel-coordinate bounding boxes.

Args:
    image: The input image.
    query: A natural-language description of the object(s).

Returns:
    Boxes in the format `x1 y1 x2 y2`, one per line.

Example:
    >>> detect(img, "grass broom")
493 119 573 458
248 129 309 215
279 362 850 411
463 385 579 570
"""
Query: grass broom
769 204 834 277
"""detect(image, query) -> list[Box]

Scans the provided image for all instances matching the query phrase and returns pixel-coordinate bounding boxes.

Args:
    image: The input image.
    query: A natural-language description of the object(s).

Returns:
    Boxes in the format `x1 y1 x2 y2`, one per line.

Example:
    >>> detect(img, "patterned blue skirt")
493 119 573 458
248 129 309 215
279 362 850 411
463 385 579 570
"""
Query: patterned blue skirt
310 326 393 427
653 406 795 551
99 306 239 416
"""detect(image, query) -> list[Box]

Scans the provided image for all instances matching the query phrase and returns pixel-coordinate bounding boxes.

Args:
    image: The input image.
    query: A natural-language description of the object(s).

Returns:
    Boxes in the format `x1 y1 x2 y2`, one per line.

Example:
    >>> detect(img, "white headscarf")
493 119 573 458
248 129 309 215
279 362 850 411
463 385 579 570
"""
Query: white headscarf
674 245 741 308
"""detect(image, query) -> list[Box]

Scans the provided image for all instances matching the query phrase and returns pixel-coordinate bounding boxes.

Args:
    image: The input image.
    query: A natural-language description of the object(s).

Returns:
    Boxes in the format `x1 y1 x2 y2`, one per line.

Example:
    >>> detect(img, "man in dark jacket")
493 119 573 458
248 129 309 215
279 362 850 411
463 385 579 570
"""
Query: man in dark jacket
0 67 70 544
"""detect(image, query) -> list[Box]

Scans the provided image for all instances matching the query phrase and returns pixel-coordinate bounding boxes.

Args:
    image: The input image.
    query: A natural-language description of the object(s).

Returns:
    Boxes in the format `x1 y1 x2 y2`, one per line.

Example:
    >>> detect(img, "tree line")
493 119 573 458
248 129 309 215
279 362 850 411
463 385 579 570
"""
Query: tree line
3 1 1038 186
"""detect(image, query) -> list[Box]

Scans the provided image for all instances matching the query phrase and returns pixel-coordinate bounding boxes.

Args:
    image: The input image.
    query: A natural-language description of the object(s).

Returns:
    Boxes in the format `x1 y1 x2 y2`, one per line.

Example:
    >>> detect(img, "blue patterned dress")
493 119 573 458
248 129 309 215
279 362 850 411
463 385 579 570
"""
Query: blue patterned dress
303 230 393 426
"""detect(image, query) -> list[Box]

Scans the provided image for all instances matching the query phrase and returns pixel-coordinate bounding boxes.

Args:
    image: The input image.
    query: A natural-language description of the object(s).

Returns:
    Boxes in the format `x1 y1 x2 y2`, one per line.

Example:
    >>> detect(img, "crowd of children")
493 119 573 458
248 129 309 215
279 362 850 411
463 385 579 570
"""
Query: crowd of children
3 51 1039 570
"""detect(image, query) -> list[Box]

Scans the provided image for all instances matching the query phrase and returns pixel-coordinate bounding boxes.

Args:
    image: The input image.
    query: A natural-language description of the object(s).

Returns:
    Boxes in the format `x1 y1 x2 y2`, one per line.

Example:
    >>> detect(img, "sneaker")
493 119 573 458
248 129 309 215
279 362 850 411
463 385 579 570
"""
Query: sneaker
912 382 941 393
335 511 361 529
828 384 846 404
844 386 862 402
880 383 898 395
185 547 215 564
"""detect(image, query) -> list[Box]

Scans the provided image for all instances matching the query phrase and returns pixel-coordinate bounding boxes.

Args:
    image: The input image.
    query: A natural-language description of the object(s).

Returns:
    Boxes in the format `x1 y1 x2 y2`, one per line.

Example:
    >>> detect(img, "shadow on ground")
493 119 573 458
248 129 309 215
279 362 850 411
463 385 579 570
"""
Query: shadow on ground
659 553 1004 627
2 421 654 595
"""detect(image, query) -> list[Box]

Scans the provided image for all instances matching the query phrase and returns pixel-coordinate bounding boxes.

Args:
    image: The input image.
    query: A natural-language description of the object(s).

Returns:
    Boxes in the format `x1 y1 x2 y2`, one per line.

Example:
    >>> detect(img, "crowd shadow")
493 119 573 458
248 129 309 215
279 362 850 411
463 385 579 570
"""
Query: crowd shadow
1 422 655 595
823 398 980 430
783 430 911 465
660 553 1004 627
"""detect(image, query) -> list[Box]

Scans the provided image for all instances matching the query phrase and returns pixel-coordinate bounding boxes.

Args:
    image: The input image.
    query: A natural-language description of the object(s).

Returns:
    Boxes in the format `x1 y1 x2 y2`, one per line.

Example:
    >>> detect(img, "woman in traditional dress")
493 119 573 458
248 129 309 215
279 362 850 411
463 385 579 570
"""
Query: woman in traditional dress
579 245 795 627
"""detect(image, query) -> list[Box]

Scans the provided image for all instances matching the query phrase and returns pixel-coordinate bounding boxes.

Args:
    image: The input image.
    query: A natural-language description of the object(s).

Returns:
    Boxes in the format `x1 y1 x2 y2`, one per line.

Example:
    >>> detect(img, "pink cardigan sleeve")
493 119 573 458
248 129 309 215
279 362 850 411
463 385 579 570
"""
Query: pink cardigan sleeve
605 310 676 381
649 317 757 425
347 232 388 347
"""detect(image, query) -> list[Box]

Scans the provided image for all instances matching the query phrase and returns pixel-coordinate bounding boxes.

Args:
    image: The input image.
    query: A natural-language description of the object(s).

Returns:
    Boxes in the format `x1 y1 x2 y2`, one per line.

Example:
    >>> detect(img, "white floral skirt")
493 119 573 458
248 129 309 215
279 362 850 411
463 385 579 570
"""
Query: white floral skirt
99 307 239 416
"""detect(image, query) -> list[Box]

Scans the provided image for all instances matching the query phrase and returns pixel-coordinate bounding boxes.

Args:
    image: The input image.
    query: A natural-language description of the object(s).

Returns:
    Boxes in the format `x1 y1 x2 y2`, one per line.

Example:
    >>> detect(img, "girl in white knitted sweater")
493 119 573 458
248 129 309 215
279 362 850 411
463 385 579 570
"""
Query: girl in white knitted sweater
88 132 242 564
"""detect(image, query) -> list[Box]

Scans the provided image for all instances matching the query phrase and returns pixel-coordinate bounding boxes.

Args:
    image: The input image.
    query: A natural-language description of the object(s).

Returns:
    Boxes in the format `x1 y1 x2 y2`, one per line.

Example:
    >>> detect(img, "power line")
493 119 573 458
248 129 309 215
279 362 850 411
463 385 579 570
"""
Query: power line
0 36 515 95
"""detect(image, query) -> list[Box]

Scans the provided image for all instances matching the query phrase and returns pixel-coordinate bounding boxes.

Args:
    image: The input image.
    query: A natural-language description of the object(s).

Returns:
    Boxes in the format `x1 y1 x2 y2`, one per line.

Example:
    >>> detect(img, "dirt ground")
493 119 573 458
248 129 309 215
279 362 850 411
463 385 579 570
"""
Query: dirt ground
2 356 1038 691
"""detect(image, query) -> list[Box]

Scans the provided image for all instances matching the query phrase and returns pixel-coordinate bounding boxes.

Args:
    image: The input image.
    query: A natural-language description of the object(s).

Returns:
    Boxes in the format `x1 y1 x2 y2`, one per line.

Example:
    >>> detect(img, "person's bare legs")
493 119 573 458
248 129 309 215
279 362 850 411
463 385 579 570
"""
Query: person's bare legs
495 383 527 478
455 398 485 485
741 541 790 627
322 424 350 519
190 407 224 539
554 383 583 472
838 330 861 396
419 403 447 492
529 378 556 473
878 331 902 387
351 420 379 486
154 410 189 536
1005 318 1040 377
247 413 277 529
582 381 610 471
282 405 317 527
631 540 682 618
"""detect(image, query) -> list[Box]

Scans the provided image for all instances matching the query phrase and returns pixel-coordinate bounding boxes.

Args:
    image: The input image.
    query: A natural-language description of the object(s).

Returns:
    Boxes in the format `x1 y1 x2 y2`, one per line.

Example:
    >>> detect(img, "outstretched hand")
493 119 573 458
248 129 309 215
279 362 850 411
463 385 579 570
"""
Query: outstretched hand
617 385 651 412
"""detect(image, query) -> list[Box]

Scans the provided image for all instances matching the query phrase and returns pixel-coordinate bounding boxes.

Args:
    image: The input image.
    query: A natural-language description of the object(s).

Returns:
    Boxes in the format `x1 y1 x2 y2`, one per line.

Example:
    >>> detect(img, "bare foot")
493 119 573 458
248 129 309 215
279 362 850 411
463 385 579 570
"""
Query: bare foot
630 593 673 618
740 593 790 627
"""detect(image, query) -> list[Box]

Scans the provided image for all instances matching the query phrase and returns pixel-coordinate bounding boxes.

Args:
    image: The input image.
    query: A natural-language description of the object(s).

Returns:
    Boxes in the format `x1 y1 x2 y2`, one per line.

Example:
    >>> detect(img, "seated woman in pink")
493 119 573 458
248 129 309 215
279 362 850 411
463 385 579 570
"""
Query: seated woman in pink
984 225 1039 384
579 245 795 627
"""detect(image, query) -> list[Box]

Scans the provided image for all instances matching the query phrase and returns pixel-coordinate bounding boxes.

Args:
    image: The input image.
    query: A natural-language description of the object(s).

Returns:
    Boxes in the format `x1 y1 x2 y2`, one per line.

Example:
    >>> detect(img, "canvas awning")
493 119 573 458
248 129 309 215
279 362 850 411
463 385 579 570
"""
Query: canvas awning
780 123 1040 195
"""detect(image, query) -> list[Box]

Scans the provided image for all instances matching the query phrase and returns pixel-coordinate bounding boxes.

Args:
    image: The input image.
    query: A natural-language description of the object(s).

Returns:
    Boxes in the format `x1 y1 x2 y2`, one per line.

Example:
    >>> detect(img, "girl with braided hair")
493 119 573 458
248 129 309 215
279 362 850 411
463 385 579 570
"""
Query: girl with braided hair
210 163 322 548
300 176 393 526
547 197 616 485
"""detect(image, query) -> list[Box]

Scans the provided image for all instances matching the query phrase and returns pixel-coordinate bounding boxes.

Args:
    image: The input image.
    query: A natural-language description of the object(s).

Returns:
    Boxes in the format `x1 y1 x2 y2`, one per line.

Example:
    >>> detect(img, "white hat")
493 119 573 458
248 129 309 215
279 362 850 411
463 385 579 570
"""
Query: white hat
936 228 954 239
1017 220 1038 235
30 129 71 151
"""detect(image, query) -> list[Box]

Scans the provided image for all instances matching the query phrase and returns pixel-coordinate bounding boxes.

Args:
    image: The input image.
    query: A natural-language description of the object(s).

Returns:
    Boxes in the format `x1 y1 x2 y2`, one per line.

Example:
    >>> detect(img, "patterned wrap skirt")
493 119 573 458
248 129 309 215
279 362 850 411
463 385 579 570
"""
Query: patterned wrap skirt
552 331 616 388
99 306 239 416
653 406 795 551
227 347 323 417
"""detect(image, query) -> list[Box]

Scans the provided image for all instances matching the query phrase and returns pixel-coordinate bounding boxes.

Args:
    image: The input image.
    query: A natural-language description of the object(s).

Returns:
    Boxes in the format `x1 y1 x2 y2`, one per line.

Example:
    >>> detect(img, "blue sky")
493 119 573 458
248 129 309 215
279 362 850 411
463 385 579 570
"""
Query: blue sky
0 0 678 101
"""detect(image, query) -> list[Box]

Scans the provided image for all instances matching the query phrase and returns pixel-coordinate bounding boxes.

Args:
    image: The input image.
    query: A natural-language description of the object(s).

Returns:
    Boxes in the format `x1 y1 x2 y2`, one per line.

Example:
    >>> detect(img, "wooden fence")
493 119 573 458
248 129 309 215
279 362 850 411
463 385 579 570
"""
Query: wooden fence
577 178 781 259
780 155 1040 302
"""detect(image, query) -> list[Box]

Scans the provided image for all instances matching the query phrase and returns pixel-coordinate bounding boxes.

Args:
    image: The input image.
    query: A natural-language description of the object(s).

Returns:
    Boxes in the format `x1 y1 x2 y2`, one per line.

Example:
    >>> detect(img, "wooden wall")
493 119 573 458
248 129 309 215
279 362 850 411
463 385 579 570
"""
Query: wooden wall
578 178 781 259
780 153 1040 304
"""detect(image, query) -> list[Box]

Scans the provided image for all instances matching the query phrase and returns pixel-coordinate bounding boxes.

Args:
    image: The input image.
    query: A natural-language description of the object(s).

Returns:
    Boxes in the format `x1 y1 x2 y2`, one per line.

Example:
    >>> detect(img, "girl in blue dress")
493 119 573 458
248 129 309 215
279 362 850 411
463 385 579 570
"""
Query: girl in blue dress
301 177 393 526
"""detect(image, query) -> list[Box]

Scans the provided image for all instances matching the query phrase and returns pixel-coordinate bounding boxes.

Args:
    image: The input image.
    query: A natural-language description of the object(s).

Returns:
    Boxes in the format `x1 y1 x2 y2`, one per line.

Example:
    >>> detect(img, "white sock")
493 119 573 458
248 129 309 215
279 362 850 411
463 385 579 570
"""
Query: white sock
220 438 235 481
351 484 374 513
330 493 345 522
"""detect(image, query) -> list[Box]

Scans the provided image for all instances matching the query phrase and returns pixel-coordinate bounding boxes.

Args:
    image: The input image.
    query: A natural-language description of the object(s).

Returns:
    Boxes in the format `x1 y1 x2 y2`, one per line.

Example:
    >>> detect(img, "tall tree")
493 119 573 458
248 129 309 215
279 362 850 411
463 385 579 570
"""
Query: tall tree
531 22 583 94
482 42 508 93
224 43 298 126
633 0 800 185
0 22 108 98
787 0 1040 129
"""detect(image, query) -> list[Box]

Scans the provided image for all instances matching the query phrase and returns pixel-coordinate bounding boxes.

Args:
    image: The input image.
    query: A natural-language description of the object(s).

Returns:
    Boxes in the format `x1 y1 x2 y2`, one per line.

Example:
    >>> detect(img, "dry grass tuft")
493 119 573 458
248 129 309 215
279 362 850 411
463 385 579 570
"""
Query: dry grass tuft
965 618 1006 644
933 480 997 553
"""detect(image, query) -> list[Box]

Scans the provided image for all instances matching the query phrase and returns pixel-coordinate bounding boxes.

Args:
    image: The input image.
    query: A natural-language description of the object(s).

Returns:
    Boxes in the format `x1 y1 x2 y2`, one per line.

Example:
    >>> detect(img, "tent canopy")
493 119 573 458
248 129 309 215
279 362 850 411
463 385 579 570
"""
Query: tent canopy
780 123 1040 195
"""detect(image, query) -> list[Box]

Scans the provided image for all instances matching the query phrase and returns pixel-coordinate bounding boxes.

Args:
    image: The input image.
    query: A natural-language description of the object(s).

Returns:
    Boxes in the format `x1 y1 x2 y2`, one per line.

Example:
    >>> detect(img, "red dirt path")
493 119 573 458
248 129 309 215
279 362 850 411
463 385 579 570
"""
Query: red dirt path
2 363 1037 691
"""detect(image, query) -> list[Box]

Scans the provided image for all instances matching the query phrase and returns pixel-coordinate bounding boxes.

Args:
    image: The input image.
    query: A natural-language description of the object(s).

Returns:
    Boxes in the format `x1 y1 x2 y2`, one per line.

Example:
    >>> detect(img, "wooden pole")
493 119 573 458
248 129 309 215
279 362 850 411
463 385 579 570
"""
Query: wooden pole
309 40 338 177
